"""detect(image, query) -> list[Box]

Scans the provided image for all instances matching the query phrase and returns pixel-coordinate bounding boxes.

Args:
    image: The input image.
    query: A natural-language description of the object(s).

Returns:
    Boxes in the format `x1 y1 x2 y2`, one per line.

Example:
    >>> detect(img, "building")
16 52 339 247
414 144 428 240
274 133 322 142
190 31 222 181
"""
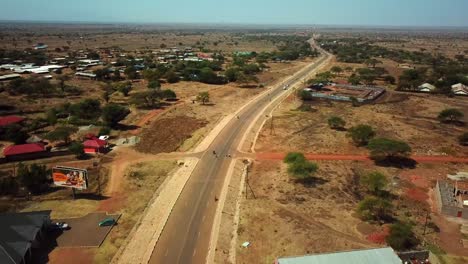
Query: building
33 43 48 50
306 83 386 103
0 211 51 264
435 179 468 219
0 116 25 127
83 138 108 154
276 247 402 264
451 83 468 96
417 83 436 93
75 72 97 79
0 74 21 82
3 143 46 160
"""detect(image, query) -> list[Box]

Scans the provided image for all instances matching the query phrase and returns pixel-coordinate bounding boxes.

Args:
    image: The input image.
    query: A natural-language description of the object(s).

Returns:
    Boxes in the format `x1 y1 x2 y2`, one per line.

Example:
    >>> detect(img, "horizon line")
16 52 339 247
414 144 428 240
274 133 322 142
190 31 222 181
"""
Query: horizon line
1 19 468 30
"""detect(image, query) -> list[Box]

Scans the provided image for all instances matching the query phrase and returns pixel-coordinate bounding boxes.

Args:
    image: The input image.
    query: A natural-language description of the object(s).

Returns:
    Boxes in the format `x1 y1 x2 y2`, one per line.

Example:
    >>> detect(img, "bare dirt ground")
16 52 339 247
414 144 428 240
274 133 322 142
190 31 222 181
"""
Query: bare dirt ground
237 160 375 263
237 158 468 263
255 91 468 157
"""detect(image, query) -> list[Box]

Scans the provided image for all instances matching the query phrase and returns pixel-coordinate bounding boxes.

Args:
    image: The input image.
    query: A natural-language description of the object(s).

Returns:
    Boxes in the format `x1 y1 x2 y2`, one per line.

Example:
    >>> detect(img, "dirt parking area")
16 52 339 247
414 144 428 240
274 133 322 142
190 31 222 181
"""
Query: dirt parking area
55 212 120 247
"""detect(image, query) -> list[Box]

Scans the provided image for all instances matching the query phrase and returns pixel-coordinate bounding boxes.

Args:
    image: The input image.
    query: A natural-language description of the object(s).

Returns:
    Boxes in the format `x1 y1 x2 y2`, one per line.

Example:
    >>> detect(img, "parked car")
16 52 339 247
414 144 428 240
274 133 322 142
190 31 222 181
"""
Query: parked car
99 218 116 227
48 222 70 231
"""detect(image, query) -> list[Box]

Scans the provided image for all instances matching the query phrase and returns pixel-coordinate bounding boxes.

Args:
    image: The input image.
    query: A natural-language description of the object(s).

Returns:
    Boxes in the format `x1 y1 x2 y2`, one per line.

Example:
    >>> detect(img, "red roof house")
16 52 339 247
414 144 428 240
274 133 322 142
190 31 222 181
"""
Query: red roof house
83 138 108 154
3 143 46 157
0 116 25 127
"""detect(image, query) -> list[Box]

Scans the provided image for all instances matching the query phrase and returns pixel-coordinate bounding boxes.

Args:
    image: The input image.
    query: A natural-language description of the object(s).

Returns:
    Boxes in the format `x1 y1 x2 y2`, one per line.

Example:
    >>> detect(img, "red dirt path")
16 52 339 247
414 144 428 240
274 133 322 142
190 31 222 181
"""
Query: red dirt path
255 153 468 163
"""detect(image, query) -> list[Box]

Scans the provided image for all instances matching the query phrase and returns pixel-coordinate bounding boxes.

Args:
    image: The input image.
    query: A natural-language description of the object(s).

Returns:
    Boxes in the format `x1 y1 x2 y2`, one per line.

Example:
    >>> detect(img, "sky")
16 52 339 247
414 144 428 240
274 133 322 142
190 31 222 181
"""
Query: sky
0 0 467 27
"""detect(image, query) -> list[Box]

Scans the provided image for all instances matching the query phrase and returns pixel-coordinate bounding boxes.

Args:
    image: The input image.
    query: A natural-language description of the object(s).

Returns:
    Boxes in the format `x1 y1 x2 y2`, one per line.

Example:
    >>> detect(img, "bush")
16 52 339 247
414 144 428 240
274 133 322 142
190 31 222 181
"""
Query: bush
438 108 464 123
196 92 210 105
347 124 375 146
99 127 111 136
386 222 418 250
327 116 346 130
357 196 392 221
101 104 130 127
284 152 306 164
68 142 85 159
367 138 412 161
459 132 468 146
299 89 313 101
360 171 388 196
17 163 50 193
287 160 319 180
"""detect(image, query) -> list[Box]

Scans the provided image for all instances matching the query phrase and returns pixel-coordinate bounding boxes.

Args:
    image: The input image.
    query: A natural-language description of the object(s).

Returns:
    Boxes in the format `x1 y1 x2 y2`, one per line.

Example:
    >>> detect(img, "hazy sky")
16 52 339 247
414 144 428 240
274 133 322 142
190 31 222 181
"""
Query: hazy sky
1 0 467 27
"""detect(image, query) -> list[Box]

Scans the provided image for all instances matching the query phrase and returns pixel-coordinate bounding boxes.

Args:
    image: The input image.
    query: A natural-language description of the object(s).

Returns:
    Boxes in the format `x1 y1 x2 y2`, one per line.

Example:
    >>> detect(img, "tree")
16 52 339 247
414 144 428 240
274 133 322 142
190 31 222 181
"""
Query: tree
70 99 101 120
115 81 132 97
367 138 412 161
299 89 313 101
101 104 130 127
438 108 464 123
360 171 388 196
56 74 70 93
459 132 468 146
287 160 319 180
124 66 138 80
165 70 180 83
160 89 177 100
3 124 28 144
45 126 77 144
284 152 306 164
383 75 396 85
330 66 343 75
365 58 382 68
348 74 361 85
17 163 50 193
99 126 111 136
347 125 375 146
148 80 161 90
357 196 392 221
328 116 346 130
197 91 210 105
386 222 418 251
45 109 57 125
68 142 85 159
131 91 161 109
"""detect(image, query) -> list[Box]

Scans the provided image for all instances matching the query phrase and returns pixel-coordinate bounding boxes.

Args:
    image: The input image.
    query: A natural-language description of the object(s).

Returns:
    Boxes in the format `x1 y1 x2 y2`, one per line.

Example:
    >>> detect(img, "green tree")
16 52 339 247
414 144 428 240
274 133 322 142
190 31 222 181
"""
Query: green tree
131 90 161 109
45 109 58 125
45 126 78 144
99 126 111 136
101 104 130 127
299 89 313 101
3 124 28 144
347 125 375 146
330 66 343 74
383 75 396 85
124 66 138 80
284 152 306 164
459 132 468 146
386 222 418 251
360 171 388 196
348 74 361 85
165 70 180 83
438 108 464 123
115 81 132 97
357 196 392 221
17 163 50 193
148 80 161 90
197 91 210 105
367 138 412 161
287 160 319 180
160 89 177 100
69 99 101 120
68 142 85 159
56 74 70 93
327 116 346 130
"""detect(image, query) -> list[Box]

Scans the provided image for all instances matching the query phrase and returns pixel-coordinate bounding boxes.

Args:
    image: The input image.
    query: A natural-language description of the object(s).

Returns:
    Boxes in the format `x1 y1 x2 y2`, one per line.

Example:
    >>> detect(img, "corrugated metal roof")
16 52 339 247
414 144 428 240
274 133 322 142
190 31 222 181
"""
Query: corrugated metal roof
277 247 402 264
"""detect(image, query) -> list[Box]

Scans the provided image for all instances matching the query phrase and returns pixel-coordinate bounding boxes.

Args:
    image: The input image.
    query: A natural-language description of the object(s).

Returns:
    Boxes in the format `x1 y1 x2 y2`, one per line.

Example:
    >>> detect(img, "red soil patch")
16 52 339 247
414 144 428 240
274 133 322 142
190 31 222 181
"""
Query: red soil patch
97 192 127 213
405 188 429 203
130 109 165 135
48 248 93 264
366 225 390 244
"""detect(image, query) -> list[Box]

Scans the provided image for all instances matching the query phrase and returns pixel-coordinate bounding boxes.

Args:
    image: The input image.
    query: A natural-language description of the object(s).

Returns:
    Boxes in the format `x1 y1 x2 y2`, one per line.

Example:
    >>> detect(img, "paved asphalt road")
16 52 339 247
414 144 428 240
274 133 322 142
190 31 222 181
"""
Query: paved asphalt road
149 44 330 264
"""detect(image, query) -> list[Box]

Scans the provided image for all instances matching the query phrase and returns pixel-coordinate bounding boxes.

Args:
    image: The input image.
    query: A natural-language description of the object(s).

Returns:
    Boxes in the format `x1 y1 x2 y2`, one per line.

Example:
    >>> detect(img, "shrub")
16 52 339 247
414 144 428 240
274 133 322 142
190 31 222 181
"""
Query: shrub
347 124 375 146
367 138 412 161
328 116 346 130
386 222 418 250
287 160 319 180
360 171 388 196
357 196 392 221
284 152 306 164
438 108 464 123
459 132 468 146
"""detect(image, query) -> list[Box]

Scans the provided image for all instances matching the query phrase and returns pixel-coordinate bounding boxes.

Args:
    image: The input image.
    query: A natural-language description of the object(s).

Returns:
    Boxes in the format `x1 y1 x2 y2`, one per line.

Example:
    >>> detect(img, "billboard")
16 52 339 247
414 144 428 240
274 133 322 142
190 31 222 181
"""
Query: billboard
52 166 88 190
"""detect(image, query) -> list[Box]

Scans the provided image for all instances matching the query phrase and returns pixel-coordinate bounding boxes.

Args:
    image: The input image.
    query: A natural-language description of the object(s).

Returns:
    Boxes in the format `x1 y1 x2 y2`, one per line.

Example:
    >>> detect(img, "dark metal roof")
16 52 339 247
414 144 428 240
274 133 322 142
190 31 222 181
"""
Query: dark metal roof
0 211 51 264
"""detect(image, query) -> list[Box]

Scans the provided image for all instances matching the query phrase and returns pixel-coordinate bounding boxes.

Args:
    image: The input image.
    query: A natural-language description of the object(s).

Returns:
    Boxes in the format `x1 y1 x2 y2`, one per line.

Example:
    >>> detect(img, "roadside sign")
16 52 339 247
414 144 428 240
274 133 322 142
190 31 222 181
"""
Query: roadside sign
52 166 88 190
